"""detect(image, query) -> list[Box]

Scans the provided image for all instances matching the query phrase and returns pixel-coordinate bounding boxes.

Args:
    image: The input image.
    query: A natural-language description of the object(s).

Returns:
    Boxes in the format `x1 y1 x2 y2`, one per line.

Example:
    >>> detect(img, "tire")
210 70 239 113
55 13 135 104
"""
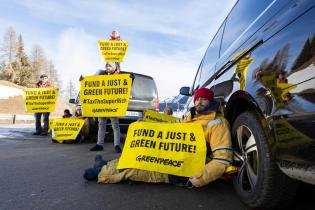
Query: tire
232 111 298 209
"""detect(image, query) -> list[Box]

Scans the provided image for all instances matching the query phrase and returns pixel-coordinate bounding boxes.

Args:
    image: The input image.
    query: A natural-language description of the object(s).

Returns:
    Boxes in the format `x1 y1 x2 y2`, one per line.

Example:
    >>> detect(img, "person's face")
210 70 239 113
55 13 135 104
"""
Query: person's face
194 97 210 113
112 31 119 38
105 65 115 74
164 108 172 116
43 76 48 83
76 108 82 116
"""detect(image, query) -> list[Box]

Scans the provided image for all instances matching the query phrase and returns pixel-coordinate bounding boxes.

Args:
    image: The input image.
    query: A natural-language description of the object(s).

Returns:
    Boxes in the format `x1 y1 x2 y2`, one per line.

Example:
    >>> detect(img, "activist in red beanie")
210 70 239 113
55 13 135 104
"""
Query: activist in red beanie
194 87 214 103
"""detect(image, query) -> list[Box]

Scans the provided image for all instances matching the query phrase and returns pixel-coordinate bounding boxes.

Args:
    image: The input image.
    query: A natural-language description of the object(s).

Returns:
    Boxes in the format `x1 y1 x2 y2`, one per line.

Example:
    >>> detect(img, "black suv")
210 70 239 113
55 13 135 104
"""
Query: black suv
180 0 315 208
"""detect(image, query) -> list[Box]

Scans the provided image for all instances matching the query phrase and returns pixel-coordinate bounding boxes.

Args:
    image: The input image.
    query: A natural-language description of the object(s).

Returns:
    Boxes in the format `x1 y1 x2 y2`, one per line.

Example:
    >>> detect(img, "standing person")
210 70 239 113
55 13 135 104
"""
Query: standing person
109 30 121 72
89 62 122 153
83 88 233 188
33 74 52 136
110 30 120 40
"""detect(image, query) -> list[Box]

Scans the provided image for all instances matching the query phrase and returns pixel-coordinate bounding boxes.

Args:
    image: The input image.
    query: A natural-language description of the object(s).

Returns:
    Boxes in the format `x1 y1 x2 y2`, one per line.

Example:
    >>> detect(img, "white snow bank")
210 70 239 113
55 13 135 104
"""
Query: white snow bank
0 84 24 99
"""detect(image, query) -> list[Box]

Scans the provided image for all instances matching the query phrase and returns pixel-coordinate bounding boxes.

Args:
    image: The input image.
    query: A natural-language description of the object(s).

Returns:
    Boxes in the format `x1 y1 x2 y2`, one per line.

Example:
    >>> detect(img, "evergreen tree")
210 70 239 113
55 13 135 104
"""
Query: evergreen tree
0 27 59 88
13 35 32 86
292 38 312 70
310 34 315 57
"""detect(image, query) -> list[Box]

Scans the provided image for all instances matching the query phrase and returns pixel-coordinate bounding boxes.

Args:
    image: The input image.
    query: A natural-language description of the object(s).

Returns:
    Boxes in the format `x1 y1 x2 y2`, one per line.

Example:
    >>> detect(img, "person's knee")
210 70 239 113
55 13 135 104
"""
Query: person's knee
111 121 120 129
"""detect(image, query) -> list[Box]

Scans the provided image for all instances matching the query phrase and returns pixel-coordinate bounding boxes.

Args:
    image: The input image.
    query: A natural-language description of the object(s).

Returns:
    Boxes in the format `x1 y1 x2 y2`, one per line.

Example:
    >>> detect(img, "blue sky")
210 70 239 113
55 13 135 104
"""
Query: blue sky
0 0 236 98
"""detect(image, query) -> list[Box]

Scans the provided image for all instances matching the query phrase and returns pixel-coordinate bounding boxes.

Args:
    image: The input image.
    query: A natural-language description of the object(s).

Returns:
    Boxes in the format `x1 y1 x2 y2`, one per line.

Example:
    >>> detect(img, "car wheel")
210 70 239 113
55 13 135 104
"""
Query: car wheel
232 111 298 209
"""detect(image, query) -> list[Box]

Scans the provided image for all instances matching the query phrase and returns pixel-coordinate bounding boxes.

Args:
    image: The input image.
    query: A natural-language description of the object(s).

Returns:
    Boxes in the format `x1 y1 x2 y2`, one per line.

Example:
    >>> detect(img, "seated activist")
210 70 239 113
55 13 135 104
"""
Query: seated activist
82 87 233 188
163 107 173 116
63 109 72 118
89 62 122 153
72 105 91 142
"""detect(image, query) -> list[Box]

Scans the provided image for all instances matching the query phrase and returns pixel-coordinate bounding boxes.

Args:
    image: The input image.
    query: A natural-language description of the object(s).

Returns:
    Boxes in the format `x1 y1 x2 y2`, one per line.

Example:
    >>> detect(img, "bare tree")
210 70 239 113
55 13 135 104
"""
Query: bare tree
0 27 59 88
63 80 78 102
30 45 48 85
47 60 62 89
0 27 18 82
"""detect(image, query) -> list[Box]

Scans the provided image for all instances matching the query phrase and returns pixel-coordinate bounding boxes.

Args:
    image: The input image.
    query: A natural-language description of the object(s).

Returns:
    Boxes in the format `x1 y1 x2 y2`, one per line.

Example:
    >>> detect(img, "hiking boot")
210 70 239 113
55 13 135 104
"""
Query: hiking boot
94 155 107 169
83 168 99 181
114 145 122 153
90 144 103 151
33 132 41 135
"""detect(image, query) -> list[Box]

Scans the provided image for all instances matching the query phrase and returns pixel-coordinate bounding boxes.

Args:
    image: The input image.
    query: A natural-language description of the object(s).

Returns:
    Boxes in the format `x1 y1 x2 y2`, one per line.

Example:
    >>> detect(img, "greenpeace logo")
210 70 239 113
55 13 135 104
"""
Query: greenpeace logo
136 155 184 168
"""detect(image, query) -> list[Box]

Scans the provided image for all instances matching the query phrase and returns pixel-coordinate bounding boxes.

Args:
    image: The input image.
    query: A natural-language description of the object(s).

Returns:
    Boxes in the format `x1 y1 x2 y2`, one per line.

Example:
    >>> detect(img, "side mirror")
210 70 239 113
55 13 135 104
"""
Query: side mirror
69 98 76 104
179 86 191 96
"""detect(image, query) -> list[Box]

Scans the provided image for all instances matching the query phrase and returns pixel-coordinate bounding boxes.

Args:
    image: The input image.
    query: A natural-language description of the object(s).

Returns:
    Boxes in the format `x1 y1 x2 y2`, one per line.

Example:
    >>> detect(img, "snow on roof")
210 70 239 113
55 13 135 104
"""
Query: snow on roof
0 84 24 99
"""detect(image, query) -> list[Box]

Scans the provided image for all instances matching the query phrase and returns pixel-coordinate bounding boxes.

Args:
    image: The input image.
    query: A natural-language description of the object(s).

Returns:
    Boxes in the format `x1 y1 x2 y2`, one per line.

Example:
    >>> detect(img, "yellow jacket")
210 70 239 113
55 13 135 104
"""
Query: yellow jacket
72 116 90 137
184 111 233 186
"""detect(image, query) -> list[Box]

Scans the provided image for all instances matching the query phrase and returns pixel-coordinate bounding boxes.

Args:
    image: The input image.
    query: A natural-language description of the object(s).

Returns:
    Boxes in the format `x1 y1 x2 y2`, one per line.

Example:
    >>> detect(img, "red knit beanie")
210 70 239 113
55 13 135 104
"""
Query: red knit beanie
194 88 214 102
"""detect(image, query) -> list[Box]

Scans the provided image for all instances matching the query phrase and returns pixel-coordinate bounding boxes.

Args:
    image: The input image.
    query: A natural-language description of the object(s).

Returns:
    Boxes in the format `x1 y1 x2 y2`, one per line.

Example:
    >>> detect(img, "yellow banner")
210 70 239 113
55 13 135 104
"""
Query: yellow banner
51 118 85 140
80 74 132 117
143 109 180 123
23 88 58 113
48 118 55 132
117 122 206 177
98 40 128 62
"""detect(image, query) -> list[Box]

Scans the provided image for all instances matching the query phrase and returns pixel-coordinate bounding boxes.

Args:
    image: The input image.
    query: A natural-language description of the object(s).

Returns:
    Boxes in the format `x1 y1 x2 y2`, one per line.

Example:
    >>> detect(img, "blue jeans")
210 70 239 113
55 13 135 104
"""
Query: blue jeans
34 112 50 133
97 117 121 146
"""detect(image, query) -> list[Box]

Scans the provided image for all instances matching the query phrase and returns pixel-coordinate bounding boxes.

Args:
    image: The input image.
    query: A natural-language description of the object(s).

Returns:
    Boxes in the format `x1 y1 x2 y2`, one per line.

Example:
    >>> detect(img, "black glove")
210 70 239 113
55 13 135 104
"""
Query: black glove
79 75 84 81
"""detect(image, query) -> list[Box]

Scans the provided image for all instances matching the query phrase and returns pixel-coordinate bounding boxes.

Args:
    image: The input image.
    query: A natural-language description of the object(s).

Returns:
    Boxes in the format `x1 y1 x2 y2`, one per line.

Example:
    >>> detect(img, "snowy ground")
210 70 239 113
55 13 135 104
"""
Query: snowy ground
0 84 24 100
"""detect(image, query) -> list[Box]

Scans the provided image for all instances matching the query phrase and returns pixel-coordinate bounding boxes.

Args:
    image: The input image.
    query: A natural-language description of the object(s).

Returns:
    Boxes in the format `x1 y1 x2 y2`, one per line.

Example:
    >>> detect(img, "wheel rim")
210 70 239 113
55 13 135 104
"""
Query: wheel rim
234 125 259 192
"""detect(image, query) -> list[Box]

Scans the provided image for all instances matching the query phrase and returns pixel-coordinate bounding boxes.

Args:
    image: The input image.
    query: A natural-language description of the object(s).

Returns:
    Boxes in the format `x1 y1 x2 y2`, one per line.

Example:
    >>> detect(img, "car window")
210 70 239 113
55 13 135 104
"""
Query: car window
131 76 157 101
199 21 225 85
191 60 203 93
220 0 273 56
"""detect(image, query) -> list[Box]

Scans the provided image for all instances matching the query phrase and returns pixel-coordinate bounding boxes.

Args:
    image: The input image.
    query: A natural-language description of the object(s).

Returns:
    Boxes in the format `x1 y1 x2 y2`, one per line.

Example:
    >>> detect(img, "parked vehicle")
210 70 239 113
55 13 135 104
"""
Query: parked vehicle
70 71 159 133
180 0 315 208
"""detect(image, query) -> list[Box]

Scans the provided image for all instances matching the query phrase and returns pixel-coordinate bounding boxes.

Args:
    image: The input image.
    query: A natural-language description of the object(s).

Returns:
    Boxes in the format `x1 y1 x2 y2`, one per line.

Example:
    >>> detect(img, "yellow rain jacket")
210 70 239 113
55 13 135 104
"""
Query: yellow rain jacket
98 111 232 187
72 116 90 137
183 111 233 186
98 159 169 184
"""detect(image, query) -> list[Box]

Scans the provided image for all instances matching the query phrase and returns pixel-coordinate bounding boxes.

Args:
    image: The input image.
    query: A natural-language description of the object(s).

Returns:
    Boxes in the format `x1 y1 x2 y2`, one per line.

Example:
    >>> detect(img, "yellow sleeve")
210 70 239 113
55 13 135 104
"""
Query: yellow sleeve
196 118 233 186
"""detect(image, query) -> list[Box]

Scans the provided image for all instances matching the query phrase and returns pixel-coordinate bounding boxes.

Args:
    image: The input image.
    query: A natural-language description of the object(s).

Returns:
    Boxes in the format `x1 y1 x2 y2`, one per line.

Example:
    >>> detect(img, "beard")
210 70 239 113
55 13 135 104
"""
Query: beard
196 104 207 113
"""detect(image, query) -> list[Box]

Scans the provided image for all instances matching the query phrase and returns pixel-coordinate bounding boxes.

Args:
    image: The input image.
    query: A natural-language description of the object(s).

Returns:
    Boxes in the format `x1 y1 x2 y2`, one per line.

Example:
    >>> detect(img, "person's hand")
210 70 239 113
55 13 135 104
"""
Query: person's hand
189 176 202 188
79 75 84 81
